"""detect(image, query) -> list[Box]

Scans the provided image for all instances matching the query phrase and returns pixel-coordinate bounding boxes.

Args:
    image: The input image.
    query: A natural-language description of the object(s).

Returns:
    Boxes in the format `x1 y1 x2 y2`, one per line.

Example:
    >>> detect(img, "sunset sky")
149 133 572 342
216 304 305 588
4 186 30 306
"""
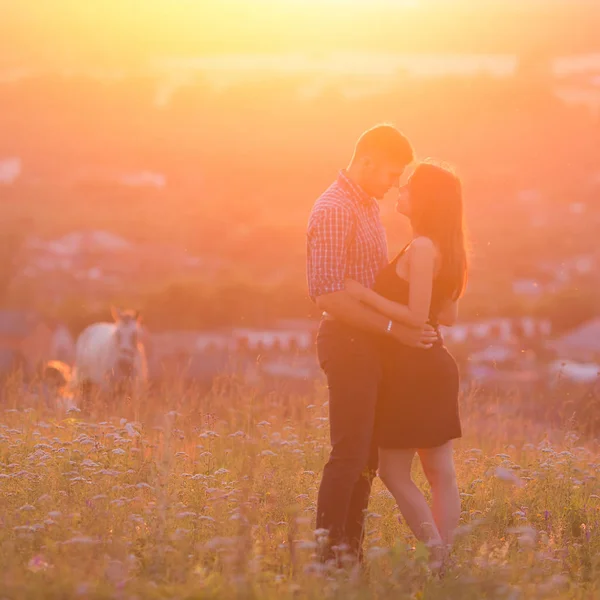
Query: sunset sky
1 0 599 72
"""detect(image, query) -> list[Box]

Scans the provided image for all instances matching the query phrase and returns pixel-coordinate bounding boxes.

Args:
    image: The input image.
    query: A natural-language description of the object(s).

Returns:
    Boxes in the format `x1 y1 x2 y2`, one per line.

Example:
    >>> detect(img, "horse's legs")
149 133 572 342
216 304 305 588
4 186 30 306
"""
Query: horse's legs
76 380 98 415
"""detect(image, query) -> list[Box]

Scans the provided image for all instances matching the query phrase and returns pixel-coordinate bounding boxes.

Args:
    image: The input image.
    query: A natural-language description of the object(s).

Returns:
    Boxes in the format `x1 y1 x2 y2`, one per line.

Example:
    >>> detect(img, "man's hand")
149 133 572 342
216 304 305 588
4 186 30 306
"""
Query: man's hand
390 322 437 349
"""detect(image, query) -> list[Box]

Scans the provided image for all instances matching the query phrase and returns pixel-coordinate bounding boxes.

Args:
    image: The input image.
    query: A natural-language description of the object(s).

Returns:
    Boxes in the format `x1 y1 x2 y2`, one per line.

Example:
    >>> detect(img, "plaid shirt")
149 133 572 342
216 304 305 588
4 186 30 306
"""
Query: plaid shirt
306 170 389 302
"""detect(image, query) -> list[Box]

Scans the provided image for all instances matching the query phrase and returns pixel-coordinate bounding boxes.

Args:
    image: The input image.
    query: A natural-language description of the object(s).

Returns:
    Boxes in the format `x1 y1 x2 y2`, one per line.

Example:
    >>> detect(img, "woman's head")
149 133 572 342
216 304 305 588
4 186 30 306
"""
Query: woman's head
398 161 468 300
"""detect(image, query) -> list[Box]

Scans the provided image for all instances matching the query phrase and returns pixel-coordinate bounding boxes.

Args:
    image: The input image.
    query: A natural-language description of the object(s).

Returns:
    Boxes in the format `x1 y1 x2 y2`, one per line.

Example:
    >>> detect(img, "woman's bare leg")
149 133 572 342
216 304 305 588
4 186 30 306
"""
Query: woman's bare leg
378 448 443 548
417 441 461 546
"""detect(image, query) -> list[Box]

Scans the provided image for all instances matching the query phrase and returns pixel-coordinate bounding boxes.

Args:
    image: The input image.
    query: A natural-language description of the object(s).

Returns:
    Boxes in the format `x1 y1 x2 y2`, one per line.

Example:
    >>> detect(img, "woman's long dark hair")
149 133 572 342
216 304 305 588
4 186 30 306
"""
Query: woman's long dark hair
408 161 468 301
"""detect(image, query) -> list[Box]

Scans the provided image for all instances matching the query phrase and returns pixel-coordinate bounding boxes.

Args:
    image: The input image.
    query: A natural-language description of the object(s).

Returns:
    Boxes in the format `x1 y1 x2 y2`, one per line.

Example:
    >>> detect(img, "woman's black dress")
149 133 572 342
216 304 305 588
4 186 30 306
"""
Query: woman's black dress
373 246 462 449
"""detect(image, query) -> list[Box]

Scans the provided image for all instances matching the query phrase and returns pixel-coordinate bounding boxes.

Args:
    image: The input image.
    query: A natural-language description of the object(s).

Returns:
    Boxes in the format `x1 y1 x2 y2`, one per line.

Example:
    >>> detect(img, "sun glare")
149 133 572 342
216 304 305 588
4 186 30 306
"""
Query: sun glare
2 0 430 68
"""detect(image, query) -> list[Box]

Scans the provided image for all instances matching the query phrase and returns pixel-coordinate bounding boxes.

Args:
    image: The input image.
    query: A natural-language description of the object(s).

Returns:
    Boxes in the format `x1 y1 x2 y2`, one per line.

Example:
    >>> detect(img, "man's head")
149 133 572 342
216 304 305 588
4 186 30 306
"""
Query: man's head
347 124 414 200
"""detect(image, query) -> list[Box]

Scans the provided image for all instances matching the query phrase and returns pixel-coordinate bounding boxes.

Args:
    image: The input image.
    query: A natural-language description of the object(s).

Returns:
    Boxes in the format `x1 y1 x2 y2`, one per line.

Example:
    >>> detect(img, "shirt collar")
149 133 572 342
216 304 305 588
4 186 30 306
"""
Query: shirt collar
337 169 377 207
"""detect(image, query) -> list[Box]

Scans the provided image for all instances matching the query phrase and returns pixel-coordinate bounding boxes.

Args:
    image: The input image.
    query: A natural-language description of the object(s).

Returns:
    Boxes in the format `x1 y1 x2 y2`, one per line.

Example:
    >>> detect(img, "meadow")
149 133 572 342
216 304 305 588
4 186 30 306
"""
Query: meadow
0 378 598 600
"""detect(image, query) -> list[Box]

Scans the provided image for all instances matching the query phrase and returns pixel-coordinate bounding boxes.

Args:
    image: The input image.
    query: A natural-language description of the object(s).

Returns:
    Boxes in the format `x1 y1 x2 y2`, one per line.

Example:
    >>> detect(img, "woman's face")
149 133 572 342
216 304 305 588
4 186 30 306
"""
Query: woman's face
396 184 411 217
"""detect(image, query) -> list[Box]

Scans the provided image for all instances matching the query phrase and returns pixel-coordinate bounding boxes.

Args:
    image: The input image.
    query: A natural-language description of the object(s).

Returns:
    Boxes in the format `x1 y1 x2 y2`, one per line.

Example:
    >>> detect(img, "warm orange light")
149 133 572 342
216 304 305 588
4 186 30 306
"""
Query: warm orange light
2 0 427 69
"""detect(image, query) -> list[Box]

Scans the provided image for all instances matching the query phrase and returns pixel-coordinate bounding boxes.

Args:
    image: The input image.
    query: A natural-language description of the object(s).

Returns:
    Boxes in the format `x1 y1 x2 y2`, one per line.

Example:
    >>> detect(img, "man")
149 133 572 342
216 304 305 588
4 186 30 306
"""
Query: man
306 124 437 563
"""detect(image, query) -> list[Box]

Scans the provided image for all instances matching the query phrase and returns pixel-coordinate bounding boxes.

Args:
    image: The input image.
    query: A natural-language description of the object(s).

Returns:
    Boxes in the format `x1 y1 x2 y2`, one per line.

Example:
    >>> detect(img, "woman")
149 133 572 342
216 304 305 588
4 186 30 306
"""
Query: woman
346 161 468 563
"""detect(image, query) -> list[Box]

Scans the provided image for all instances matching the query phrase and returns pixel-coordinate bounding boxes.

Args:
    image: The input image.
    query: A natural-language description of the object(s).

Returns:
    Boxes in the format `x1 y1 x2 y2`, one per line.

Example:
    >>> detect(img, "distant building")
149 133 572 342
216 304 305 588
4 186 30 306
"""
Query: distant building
232 327 315 353
547 318 600 362
441 317 551 346
146 321 319 385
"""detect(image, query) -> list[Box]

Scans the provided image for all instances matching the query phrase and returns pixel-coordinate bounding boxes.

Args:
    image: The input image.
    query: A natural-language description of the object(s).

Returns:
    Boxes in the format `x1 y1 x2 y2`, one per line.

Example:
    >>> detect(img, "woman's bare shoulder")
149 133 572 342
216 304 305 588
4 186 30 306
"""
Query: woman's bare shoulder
410 236 436 251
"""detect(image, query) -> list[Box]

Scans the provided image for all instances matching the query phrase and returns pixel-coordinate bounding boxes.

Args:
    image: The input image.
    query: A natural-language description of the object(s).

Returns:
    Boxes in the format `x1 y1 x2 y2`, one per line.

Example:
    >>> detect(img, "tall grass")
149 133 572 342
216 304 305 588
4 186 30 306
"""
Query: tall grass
0 378 598 599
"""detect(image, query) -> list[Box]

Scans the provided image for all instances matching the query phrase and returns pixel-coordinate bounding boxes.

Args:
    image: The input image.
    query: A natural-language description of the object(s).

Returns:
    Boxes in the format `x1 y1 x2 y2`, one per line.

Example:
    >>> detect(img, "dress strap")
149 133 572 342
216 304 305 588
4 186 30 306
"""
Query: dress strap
391 241 412 264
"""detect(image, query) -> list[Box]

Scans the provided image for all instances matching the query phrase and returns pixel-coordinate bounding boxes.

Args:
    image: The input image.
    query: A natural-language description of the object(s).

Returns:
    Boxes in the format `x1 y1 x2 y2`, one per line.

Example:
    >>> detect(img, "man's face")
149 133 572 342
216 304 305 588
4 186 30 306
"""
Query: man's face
364 158 407 199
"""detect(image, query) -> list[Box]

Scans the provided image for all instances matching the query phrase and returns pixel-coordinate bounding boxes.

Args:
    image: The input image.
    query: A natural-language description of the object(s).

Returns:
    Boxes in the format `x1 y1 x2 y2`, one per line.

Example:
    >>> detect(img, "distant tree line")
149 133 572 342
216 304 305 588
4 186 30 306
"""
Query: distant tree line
28 277 597 337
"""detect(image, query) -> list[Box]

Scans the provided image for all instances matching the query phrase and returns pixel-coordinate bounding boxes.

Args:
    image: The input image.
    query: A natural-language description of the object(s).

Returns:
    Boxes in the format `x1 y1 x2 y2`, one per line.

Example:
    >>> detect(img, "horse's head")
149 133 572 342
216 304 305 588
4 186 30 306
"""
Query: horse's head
111 307 143 380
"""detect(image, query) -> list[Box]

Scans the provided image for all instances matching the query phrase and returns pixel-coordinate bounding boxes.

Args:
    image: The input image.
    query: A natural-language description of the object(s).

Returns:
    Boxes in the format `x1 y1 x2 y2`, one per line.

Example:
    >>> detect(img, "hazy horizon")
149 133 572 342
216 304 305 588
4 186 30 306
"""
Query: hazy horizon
2 0 600 71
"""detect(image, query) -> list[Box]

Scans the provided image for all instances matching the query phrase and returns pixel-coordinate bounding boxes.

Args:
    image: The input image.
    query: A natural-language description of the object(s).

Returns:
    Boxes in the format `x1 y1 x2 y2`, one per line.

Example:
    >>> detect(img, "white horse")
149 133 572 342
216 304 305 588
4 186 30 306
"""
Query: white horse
72 307 148 396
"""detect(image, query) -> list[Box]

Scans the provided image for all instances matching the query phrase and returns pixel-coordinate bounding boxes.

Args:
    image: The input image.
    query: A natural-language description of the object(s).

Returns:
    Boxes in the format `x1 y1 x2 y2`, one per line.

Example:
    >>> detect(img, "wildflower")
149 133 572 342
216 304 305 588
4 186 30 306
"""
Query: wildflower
228 431 246 438
129 514 145 525
14 525 36 533
28 555 50 572
295 540 318 550
172 528 192 539
63 535 100 545
454 523 474 537
136 483 153 490
494 467 524 487
124 423 140 437
304 562 327 577
198 516 215 523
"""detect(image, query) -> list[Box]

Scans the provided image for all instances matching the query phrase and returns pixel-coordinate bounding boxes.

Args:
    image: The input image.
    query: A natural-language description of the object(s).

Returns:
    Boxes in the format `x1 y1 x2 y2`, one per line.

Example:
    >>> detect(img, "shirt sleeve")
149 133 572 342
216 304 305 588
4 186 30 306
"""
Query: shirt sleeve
306 205 354 301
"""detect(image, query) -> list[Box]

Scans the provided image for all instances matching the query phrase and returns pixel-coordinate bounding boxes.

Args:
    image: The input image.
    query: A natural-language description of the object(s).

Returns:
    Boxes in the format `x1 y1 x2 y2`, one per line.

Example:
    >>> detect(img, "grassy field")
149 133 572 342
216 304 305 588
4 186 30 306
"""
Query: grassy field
0 379 598 600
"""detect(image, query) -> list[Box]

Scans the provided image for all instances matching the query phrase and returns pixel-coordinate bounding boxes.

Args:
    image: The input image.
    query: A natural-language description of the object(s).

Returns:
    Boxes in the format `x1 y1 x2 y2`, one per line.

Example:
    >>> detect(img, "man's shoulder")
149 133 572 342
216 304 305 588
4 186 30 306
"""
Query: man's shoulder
310 181 353 217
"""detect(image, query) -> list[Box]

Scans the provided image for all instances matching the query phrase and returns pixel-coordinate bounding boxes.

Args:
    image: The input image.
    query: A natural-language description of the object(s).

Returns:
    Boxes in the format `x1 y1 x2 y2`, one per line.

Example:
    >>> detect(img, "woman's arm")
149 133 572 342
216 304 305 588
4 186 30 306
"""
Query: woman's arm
346 237 436 328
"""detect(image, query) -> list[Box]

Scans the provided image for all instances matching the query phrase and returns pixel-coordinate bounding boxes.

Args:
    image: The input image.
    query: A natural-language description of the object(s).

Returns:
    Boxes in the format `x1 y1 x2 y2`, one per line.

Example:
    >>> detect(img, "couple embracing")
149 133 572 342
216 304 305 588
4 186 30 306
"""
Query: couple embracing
306 124 468 568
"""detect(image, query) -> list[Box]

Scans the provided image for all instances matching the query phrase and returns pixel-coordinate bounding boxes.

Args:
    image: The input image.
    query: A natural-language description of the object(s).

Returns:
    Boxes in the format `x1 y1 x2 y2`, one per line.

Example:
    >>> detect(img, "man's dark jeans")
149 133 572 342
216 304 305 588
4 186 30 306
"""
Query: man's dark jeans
315 318 382 562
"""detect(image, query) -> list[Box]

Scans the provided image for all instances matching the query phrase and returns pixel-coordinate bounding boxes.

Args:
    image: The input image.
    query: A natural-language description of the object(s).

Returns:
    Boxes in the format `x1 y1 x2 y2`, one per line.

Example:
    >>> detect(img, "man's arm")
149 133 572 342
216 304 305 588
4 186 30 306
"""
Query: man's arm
316 290 437 348
307 206 436 348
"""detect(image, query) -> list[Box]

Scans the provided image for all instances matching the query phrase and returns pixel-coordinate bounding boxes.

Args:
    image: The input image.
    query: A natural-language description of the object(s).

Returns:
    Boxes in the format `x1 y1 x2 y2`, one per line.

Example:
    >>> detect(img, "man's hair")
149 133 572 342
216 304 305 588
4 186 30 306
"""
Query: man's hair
353 124 414 165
